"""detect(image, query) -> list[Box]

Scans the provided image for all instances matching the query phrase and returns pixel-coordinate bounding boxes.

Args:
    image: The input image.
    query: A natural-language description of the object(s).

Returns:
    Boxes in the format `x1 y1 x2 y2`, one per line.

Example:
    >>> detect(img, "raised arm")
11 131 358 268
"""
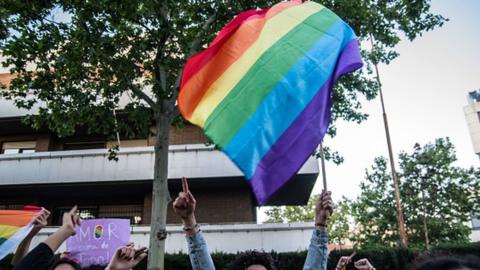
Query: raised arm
13 206 80 270
173 177 215 270
303 190 334 270
106 243 148 270
11 209 50 266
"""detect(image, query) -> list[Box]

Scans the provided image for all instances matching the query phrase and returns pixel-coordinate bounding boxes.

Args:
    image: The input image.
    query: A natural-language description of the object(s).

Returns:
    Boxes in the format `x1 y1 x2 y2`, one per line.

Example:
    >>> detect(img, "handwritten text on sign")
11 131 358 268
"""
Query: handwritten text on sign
66 219 130 267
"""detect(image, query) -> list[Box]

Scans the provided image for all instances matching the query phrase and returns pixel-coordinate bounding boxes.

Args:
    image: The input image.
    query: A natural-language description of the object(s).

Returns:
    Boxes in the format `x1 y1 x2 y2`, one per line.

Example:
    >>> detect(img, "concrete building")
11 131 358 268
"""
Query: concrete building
0 73 320 252
464 90 480 159
463 90 480 242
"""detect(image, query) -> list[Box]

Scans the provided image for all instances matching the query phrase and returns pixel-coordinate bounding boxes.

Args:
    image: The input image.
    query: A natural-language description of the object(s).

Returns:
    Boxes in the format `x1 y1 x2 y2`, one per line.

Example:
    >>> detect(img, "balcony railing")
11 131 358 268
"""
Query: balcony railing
29 222 320 254
0 144 319 185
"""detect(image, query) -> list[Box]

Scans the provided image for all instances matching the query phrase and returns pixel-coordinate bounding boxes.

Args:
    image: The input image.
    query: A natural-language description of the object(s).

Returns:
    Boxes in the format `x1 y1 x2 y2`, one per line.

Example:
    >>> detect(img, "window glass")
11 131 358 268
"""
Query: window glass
1 141 36 154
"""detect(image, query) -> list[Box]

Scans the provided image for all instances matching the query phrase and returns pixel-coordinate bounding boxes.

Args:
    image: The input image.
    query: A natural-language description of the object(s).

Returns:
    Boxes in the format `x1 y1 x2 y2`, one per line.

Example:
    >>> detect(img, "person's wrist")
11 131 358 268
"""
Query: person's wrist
105 264 121 270
315 217 327 226
182 214 199 236
58 226 75 238
181 214 196 227
27 229 38 238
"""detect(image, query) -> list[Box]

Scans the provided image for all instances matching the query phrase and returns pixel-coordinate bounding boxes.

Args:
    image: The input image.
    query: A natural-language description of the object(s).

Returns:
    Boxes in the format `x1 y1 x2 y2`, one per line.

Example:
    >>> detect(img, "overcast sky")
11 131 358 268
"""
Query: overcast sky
308 0 480 205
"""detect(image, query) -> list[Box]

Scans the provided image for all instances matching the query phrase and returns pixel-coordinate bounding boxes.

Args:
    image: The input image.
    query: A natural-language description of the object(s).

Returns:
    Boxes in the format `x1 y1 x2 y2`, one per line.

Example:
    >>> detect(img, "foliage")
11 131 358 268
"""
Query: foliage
351 138 480 248
0 0 446 144
264 194 319 224
328 200 352 246
264 195 352 246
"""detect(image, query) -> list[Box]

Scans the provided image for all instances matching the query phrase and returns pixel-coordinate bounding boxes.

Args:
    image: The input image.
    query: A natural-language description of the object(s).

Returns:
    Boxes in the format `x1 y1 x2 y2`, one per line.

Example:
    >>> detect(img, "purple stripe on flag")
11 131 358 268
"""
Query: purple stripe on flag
249 39 362 205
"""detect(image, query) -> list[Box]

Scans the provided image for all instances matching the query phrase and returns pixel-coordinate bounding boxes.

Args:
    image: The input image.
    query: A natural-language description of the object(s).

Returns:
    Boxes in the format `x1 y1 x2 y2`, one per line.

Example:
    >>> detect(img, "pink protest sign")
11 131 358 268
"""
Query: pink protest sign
66 218 130 267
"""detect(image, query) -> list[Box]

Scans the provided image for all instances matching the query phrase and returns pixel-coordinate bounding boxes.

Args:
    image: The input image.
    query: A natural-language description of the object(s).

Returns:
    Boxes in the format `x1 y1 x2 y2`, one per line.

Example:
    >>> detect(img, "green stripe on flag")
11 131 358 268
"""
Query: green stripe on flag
204 8 339 148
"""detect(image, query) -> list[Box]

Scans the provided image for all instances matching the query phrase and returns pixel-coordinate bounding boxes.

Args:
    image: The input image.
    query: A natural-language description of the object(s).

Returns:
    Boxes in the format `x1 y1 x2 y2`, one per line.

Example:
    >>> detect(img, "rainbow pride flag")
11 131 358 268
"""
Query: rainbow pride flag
178 0 362 204
0 209 40 259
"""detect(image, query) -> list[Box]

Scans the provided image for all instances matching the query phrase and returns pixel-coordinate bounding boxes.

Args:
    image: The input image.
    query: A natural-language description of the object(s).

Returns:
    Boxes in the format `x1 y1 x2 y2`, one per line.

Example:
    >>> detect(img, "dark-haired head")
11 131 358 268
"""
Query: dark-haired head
49 258 81 270
81 266 107 270
225 250 276 270
413 254 480 270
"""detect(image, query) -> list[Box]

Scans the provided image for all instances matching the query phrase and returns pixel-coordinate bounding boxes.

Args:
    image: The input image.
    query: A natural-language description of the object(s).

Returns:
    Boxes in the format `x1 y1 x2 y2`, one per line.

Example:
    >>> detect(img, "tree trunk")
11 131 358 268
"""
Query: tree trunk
421 188 430 250
147 112 171 270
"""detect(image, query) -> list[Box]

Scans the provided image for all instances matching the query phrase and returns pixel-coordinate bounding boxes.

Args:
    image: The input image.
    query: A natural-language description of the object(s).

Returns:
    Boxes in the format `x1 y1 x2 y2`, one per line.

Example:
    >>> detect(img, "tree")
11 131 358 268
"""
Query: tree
0 1 446 268
350 157 401 247
351 138 480 248
265 195 352 246
265 194 319 223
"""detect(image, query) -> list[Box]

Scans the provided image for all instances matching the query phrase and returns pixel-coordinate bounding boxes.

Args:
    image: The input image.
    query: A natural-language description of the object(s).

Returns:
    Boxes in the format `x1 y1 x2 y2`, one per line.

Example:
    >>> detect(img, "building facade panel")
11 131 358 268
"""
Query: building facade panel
464 91 480 157
28 223 318 254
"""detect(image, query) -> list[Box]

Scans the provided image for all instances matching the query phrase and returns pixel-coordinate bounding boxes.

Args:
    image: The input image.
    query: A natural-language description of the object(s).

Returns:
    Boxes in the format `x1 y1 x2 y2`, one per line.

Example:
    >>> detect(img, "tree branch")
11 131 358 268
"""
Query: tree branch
129 84 156 108
188 13 217 57
170 13 217 103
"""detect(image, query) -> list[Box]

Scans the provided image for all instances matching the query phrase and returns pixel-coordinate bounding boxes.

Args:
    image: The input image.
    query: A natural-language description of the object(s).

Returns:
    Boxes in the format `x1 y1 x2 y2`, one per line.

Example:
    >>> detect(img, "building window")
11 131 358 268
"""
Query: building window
53 206 98 225
51 204 143 225
1 141 36 154
64 141 105 150
99 204 144 225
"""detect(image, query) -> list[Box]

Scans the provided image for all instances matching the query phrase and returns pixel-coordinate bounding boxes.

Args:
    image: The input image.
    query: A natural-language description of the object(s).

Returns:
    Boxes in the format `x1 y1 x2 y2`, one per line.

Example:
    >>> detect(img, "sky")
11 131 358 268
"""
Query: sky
315 0 480 201
259 0 480 221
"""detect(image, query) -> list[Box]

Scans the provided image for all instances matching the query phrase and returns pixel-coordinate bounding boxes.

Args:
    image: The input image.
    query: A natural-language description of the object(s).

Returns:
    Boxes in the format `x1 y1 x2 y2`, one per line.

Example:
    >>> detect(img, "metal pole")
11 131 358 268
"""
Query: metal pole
370 35 408 249
319 143 327 191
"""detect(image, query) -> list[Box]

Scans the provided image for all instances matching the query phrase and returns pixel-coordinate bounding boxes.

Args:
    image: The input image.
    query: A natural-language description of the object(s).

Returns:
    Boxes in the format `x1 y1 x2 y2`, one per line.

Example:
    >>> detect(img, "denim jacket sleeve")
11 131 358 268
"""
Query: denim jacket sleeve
186 231 216 270
303 229 329 270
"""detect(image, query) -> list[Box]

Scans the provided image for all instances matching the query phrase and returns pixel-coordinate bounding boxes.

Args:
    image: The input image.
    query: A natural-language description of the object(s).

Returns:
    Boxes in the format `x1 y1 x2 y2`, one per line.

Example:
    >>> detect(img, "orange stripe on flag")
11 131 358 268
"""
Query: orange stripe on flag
178 1 299 120
0 210 37 227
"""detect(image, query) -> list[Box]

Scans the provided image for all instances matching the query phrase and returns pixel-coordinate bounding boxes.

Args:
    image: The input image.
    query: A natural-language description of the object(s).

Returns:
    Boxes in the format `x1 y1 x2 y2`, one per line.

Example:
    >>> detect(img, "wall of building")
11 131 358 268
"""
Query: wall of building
29 223 317 254
464 101 480 157
144 188 256 224
0 185 256 225
0 122 208 153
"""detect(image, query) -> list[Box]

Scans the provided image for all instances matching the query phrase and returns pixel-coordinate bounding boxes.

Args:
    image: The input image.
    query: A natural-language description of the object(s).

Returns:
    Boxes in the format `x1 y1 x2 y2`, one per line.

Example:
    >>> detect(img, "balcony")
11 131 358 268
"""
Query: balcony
0 145 319 205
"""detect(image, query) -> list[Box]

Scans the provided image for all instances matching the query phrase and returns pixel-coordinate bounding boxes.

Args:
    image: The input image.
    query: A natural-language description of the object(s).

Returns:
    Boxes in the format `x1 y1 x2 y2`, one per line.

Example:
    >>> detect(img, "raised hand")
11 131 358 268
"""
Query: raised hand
106 244 147 270
335 256 352 270
315 190 334 228
61 205 81 236
30 209 50 235
354 258 375 270
173 177 196 220
335 252 356 270
44 205 81 253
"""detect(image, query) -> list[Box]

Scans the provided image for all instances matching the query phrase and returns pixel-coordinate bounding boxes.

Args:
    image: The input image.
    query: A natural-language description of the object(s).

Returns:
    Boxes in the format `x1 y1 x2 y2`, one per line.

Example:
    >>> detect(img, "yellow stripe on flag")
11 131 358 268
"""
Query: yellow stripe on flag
0 224 21 239
190 2 324 127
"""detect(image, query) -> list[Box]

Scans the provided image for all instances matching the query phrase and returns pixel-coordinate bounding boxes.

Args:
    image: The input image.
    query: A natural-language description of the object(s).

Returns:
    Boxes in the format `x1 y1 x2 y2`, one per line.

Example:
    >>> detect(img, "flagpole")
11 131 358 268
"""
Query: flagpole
319 143 327 191
370 35 408 249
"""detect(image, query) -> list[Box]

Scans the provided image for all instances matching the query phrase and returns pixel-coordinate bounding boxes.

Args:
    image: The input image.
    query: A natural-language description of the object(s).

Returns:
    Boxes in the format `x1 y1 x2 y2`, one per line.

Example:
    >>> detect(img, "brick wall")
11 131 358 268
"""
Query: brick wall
142 187 256 225
0 73 17 88
1 124 207 150
167 125 209 145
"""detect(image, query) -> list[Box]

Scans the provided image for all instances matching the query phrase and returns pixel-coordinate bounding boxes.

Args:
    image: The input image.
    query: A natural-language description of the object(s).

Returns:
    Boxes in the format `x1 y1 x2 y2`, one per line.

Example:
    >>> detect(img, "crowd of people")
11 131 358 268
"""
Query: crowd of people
1 178 479 270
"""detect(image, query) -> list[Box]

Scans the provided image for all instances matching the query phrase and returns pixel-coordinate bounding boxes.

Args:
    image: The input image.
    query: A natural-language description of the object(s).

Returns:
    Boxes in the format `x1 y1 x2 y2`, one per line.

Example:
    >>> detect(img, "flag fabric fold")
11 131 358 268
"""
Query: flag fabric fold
178 1 363 205
0 209 40 260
